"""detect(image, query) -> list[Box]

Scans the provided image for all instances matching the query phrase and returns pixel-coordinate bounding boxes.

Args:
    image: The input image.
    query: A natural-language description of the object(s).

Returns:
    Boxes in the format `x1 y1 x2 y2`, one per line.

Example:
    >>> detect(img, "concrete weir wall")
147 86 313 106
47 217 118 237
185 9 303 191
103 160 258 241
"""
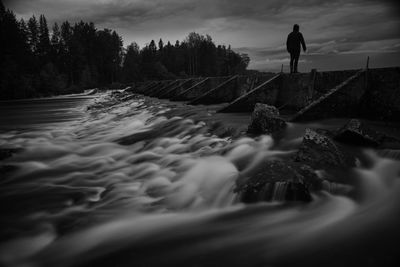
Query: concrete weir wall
360 67 400 121
130 67 400 122
160 78 203 99
290 70 366 121
173 76 231 101
290 67 400 122
276 70 358 110
218 74 282 113
190 74 277 105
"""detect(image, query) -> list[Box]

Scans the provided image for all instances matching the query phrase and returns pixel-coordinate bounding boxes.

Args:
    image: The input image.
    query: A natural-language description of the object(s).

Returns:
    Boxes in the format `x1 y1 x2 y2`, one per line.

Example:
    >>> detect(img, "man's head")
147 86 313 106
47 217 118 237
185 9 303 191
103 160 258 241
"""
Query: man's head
293 24 299 32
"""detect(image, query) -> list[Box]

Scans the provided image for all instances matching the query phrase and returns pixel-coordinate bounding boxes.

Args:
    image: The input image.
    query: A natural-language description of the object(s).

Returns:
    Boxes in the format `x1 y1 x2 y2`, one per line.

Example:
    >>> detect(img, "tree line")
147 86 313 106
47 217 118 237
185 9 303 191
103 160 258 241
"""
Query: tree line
0 1 250 100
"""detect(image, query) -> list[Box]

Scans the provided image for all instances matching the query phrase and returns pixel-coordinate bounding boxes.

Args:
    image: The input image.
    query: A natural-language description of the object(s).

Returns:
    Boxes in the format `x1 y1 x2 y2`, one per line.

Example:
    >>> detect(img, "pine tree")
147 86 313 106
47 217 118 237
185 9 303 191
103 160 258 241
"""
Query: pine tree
38 14 50 63
0 0 5 15
158 38 164 51
51 22 61 47
60 21 72 46
149 40 157 54
0 6 33 98
122 42 141 82
0 1 250 99
27 15 39 53
18 19 29 45
60 21 73 85
50 22 62 70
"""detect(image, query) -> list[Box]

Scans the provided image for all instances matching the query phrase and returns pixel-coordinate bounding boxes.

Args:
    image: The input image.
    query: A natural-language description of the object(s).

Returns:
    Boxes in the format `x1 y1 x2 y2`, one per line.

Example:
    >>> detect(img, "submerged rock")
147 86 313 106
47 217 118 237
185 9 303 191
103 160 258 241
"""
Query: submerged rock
235 160 321 203
247 103 286 135
334 119 400 149
321 180 353 195
334 119 384 146
294 128 355 169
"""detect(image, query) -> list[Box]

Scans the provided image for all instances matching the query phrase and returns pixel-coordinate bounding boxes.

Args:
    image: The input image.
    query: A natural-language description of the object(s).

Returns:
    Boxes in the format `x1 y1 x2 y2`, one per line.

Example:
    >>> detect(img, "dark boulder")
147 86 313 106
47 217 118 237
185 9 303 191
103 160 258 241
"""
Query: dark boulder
334 119 384 146
247 103 286 135
294 128 355 169
235 160 322 203
334 119 400 149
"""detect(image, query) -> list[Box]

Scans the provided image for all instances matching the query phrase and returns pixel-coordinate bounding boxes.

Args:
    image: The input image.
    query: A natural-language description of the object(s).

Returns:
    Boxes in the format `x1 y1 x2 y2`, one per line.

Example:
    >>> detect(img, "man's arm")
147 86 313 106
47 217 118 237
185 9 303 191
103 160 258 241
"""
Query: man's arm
300 33 306 52
286 34 290 52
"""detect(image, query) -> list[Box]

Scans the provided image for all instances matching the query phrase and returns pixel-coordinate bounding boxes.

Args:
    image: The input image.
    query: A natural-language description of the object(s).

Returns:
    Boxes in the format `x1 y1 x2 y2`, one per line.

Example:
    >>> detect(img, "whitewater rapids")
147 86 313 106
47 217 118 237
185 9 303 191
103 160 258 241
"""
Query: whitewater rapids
0 91 399 267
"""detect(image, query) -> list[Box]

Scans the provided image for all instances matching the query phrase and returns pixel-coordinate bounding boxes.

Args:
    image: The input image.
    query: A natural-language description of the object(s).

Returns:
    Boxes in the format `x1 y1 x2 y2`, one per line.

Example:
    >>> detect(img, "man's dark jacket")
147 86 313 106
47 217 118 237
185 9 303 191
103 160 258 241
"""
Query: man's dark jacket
286 31 306 54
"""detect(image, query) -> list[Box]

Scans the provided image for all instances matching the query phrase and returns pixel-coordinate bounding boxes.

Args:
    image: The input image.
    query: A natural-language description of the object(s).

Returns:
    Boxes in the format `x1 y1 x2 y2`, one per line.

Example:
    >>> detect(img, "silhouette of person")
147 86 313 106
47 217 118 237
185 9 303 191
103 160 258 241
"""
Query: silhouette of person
286 24 306 73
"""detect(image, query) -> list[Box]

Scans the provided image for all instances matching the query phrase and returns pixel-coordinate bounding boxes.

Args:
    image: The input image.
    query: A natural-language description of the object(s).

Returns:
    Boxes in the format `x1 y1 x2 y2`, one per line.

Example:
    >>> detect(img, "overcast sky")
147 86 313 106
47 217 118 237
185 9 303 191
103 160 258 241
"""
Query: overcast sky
4 0 400 72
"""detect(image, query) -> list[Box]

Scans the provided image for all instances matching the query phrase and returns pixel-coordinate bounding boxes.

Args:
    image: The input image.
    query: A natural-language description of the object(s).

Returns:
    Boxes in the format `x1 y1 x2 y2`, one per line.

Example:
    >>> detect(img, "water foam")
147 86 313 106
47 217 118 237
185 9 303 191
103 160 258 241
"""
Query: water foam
1 92 399 267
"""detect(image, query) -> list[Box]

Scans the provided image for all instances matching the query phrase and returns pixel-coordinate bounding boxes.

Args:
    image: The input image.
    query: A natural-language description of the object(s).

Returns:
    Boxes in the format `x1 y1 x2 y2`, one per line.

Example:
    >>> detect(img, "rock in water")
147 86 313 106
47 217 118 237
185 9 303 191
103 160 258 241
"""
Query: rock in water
294 128 355 169
235 160 321 203
334 119 384 147
247 103 286 135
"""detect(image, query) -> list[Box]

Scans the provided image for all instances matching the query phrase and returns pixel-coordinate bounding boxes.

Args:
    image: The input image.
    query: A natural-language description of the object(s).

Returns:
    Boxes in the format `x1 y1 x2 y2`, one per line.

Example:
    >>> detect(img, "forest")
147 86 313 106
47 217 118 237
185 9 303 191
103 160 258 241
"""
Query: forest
0 1 250 100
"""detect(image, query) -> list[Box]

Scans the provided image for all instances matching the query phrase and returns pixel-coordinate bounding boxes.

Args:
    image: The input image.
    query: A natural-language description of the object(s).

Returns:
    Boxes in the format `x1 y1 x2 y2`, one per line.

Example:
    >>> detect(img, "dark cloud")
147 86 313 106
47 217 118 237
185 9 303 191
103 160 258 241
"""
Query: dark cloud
4 0 194 25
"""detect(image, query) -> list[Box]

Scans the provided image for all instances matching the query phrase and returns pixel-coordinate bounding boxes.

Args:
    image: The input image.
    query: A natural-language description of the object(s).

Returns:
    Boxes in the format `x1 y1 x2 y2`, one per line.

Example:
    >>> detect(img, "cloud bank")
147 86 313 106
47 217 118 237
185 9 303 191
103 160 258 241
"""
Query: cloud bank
5 0 400 71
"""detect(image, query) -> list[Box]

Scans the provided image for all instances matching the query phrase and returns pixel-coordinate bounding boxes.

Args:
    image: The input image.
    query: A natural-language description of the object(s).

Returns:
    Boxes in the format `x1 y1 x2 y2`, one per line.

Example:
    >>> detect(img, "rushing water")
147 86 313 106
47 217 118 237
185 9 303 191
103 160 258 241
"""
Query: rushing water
0 91 399 267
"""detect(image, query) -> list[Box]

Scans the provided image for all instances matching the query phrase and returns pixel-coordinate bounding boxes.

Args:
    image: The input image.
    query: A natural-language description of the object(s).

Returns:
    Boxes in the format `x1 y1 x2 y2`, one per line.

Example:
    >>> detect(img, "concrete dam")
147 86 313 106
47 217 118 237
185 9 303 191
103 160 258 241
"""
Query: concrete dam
129 67 400 122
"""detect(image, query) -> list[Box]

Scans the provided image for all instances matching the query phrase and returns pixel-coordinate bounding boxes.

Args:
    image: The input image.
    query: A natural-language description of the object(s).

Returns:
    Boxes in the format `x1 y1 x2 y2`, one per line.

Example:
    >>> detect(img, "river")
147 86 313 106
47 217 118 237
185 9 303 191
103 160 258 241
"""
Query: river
0 90 399 267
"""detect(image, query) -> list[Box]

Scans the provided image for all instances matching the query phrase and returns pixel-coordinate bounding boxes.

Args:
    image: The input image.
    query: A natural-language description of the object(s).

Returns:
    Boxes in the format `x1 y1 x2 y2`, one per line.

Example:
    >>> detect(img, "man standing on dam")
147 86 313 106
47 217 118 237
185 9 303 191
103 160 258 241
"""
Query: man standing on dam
286 24 307 73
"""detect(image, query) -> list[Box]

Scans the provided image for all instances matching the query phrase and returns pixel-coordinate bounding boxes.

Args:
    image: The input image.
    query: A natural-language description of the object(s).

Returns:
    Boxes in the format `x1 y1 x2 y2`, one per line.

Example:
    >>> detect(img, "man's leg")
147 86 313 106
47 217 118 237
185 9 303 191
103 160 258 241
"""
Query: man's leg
293 53 300 73
289 53 294 73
